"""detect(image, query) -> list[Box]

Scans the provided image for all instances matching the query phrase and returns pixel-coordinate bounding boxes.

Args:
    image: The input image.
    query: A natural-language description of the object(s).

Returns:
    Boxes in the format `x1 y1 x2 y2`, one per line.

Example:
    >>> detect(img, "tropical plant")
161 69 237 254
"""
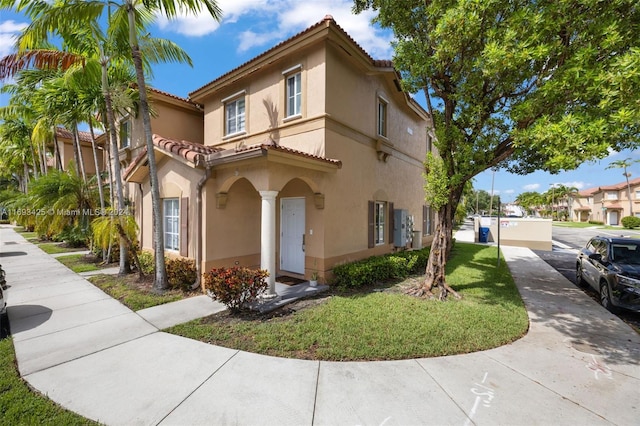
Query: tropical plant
92 210 143 278
354 0 640 299
204 267 269 312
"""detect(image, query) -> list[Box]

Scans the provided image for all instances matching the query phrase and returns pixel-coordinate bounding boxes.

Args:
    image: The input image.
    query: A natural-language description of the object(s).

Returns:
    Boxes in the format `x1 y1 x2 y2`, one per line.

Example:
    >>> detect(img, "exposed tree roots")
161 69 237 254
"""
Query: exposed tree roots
405 282 462 301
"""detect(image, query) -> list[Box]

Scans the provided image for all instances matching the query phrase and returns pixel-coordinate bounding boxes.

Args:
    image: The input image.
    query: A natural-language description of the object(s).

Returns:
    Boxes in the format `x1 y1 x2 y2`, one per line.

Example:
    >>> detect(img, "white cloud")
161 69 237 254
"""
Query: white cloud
0 20 27 57
503 189 515 194
155 0 394 58
560 181 586 190
523 183 540 191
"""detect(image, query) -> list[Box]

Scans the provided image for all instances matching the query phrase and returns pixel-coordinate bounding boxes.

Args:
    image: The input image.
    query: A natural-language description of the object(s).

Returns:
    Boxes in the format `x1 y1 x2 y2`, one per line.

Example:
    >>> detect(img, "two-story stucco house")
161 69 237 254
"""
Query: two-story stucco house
572 178 640 224
124 16 434 291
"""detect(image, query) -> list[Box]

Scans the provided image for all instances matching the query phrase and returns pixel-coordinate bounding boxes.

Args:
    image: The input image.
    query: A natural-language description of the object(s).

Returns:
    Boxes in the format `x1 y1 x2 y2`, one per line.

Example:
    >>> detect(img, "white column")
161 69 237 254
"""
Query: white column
259 190 279 298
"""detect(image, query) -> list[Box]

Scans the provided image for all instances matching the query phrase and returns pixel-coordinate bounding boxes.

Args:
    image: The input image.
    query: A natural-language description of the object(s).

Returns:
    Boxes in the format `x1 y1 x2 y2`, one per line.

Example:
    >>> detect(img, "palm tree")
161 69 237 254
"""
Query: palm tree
607 158 639 217
1 0 209 283
119 0 221 291
0 116 34 193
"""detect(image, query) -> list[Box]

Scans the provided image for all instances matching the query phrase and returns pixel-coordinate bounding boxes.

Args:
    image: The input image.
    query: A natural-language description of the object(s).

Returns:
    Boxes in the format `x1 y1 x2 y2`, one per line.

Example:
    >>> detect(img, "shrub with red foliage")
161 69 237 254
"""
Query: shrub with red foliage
203 267 269 312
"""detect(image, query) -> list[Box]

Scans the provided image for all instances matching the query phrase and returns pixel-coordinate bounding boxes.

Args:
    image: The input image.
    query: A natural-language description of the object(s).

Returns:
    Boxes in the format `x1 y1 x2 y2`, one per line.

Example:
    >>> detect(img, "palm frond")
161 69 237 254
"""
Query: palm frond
0 50 85 80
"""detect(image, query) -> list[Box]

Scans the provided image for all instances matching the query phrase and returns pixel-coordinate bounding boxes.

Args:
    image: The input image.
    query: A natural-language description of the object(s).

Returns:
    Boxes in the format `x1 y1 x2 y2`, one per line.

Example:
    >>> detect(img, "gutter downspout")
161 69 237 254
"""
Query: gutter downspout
194 163 213 290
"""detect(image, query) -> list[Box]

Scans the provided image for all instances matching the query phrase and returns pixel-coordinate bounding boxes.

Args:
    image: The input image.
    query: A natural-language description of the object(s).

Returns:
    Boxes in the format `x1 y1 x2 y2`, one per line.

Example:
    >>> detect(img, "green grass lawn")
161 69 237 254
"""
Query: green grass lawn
166 243 529 361
551 221 622 230
0 338 97 425
38 242 87 255
88 275 186 311
55 254 101 273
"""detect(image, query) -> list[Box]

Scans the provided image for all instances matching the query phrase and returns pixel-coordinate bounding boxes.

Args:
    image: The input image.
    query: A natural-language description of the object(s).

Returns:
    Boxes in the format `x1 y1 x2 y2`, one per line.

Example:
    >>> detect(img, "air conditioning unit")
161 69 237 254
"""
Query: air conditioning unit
394 209 408 247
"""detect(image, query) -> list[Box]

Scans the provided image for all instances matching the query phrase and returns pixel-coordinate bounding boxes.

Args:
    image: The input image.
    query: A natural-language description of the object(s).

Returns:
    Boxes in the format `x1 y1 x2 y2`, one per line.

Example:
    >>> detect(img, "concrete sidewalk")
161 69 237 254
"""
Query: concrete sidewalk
1 225 639 425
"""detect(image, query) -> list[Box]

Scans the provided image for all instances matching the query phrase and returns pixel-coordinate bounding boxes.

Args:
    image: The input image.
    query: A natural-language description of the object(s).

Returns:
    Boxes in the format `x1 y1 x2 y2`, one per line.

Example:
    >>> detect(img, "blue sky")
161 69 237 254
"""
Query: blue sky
1 1 638 199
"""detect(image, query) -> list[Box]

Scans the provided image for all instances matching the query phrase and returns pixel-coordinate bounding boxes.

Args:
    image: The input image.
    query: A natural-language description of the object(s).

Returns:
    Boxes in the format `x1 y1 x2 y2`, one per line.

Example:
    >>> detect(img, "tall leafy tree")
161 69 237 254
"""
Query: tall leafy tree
355 0 640 299
515 191 544 217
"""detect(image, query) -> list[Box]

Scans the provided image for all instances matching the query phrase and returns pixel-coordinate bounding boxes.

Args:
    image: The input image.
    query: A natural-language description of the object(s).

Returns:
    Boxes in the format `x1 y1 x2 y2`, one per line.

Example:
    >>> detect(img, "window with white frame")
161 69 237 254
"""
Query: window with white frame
119 119 131 149
163 198 179 251
286 72 302 117
606 191 618 200
375 201 386 245
225 96 245 136
377 98 388 137
635 189 640 199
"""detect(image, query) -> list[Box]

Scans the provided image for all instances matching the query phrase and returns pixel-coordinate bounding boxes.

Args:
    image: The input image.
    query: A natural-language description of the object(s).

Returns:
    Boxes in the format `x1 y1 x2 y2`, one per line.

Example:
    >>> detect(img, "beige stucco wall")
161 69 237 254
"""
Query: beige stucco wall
133 25 433 284
56 138 104 175
136 155 202 258
194 38 430 281
479 217 552 251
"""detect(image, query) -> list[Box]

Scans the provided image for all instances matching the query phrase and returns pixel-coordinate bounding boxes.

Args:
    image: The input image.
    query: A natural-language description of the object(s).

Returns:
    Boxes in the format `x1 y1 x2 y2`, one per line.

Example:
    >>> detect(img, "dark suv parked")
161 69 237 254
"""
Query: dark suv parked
576 236 640 313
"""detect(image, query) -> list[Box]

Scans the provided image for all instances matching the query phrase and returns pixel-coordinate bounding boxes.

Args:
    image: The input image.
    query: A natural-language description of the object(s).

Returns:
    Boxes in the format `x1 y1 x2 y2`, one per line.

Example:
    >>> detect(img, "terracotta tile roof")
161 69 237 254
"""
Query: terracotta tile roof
578 187 599 196
599 177 640 191
123 135 220 178
147 87 203 109
189 15 393 98
603 203 624 209
125 135 341 180
154 134 220 162
56 127 96 143
233 139 342 167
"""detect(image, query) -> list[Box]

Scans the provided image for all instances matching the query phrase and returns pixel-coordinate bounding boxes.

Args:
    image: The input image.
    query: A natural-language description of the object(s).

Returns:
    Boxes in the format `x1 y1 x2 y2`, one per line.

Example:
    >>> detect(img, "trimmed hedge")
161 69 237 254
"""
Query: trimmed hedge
621 216 640 229
333 247 430 288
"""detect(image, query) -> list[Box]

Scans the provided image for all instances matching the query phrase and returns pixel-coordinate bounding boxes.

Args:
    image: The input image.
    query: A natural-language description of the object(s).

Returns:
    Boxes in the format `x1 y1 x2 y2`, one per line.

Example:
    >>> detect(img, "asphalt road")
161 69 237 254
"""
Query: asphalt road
533 224 640 332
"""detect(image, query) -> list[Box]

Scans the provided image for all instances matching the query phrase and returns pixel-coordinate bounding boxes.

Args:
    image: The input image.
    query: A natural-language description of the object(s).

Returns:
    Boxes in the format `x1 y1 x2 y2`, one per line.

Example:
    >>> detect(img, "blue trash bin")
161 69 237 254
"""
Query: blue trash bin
479 227 490 243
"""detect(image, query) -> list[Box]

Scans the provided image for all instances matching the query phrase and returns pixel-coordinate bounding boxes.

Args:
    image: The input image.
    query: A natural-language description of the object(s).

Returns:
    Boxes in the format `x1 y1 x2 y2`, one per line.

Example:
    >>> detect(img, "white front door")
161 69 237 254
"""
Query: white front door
281 198 305 274
609 211 619 225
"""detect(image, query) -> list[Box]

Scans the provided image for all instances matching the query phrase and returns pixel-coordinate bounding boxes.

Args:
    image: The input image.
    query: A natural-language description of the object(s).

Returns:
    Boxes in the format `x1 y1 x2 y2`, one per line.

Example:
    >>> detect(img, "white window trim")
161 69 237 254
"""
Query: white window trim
221 90 246 104
119 119 131 149
224 96 246 137
377 97 388 138
375 201 386 245
163 198 179 252
282 64 303 75
285 70 302 118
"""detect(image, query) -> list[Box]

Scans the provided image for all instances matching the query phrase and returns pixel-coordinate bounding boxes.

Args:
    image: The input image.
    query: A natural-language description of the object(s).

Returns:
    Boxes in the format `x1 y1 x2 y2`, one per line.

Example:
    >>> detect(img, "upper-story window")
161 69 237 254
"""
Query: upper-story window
119 119 131 149
377 98 388 137
606 191 617 200
224 95 245 136
635 189 640 199
286 72 302 117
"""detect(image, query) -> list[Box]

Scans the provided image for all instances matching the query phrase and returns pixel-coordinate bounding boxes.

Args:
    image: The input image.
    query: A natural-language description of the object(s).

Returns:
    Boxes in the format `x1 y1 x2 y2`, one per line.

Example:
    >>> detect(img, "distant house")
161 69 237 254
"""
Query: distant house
123 16 435 289
52 127 103 175
572 178 640 224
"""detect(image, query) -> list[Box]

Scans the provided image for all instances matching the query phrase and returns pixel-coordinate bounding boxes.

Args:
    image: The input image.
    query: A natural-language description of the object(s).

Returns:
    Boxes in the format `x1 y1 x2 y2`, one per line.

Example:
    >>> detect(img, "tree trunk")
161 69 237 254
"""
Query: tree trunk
116 222 144 280
409 191 463 301
127 5 167 291
53 127 63 171
100 52 129 275
88 122 105 213
73 123 87 183
29 137 39 179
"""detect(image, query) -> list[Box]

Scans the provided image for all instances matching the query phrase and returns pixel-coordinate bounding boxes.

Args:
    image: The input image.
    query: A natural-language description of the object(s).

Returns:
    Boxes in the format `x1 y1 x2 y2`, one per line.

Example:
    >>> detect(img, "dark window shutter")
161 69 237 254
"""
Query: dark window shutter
180 197 189 256
388 202 394 245
423 205 428 236
368 200 374 248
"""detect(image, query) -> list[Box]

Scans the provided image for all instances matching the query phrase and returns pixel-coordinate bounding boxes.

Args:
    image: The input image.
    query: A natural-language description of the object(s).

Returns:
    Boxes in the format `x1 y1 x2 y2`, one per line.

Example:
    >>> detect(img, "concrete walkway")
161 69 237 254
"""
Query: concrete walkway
1 226 639 425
